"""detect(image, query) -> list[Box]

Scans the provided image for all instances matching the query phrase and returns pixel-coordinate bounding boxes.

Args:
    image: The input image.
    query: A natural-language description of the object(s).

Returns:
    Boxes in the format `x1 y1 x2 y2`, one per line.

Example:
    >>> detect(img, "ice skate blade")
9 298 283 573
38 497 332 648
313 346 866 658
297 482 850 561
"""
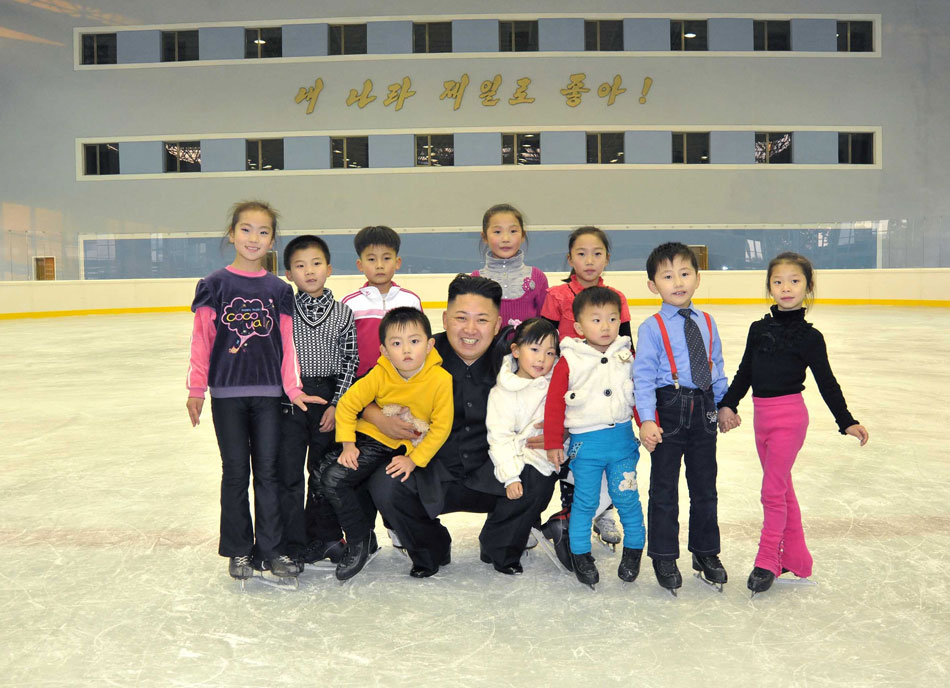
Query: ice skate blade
530 527 572 576
776 576 817 587
255 570 299 590
694 571 724 593
594 538 617 553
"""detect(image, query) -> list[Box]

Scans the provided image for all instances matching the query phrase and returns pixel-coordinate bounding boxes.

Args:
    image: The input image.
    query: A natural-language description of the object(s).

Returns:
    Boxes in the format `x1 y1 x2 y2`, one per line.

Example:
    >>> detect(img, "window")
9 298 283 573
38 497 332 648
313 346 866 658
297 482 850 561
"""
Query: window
672 133 710 164
586 133 624 164
415 135 454 167
670 20 707 51
499 21 538 52
244 28 282 58
584 20 623 51
34 257 55 281
161 30 199 61
84 143 119 175
753 20 790 51
502 134 540 165
329 24 367 55
754 132 792 163
837 21 873 52
246 139 284 171
164 141 201 172
838 133 874 164
331 137 368 169
412 22 452 53
81 33 116 64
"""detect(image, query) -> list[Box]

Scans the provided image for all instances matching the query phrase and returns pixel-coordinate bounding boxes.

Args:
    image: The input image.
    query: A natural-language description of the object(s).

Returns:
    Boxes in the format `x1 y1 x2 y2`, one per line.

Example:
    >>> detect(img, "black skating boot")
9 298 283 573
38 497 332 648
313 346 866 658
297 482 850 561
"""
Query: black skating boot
265 554 301 578
692 553 728 591
335 532 380 581
618 548 643 583
228 555 253 580
653 558 682 596
539 509 573 572
300 538 346 565
747 566 776 597
409 547 451 578
572 552 599 590
480 550 523 575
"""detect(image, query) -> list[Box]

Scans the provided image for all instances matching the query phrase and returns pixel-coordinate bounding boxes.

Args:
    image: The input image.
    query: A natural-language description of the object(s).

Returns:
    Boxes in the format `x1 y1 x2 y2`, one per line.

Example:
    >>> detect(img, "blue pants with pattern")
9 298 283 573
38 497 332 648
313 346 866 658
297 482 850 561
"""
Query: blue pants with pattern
567 422 646 555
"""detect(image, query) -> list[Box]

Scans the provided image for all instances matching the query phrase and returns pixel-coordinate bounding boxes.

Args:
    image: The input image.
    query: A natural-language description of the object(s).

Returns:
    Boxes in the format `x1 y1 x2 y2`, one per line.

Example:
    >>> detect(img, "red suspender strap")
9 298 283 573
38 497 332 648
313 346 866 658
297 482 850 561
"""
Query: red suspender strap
703 311 713 371
652 313 678 389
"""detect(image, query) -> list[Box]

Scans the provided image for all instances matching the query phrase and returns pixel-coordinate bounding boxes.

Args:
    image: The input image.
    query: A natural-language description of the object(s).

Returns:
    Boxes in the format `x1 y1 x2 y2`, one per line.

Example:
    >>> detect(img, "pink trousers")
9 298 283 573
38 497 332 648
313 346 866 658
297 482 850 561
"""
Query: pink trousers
752 394 813 578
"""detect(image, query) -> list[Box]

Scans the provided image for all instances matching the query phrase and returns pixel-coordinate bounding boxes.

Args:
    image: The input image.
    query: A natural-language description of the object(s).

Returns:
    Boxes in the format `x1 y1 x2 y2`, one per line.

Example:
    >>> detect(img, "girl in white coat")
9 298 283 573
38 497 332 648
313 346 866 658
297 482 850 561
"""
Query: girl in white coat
486 319 561 501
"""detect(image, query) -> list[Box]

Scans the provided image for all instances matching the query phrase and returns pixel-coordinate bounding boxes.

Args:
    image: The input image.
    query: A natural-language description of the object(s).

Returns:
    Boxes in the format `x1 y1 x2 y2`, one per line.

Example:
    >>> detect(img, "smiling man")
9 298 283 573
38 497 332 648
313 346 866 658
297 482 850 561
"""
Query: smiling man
363 274 556 577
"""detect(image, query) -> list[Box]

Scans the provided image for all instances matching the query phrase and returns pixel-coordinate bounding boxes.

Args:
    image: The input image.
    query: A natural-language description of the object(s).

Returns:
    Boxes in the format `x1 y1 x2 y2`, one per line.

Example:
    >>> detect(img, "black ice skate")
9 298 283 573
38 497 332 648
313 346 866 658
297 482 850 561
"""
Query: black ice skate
336 532 381 582
480 550 523 575
593 507 622 552
228 555 253 589
300 538 346 569
653 558 682 596
535 509 574 574
618 547 643 583
251 554 301 589
572 552 599 590
692 553 728 592
748 566 776 598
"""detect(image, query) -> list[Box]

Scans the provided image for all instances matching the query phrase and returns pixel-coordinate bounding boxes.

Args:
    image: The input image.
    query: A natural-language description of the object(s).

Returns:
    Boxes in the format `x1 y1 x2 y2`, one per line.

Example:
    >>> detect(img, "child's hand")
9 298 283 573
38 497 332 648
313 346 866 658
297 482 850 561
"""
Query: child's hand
718 408 741 433
845 424 869 446
338 443 360 469
373 405 420 441
506 482 523 500
385 455 416 482
525 422 545 450
319 405 336 433
292 393 328 412
186 397 203 427
546 448 565 469
639 420 663 453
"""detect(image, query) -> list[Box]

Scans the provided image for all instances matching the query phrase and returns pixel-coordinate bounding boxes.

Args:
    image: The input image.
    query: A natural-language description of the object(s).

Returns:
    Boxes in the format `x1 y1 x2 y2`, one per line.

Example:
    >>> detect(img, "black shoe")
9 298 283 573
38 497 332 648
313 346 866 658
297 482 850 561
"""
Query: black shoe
692 553 728 587
539 510 573 572
748 566 776 596
410 548 451 578
653 558 682 595
572 552 599 589
264 554 300 578
335 533 379 581
618 548 642 583
480 550 523 575
228 555 253 580
300 538 346 565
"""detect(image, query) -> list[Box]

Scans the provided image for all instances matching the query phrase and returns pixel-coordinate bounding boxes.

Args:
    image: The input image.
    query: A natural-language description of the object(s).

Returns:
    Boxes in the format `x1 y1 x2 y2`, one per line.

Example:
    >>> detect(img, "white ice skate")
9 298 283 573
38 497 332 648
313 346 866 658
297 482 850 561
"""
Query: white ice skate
592 508 622 552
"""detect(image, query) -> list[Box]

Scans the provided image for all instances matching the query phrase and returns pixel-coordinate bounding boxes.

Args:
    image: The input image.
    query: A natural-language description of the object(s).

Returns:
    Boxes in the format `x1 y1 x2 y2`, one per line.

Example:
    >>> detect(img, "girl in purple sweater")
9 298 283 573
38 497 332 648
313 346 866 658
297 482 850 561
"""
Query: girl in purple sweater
186 201 322 586
473 203 548 328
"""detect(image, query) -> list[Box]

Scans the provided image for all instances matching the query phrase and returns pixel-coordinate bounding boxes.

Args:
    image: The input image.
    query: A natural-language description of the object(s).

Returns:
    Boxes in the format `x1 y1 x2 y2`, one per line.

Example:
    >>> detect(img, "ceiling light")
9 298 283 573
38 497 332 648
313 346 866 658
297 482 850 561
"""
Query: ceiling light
685 32 697 38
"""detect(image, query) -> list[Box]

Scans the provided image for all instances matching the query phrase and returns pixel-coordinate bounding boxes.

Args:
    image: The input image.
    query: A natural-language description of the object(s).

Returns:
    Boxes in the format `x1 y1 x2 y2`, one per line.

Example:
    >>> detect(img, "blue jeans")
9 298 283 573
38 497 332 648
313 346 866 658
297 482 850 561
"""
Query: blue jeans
567 422 646 555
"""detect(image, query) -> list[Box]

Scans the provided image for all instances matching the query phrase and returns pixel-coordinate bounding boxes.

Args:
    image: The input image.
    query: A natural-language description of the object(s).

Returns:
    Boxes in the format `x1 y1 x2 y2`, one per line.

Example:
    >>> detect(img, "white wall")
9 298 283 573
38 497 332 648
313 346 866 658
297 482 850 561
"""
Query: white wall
4 268 948 318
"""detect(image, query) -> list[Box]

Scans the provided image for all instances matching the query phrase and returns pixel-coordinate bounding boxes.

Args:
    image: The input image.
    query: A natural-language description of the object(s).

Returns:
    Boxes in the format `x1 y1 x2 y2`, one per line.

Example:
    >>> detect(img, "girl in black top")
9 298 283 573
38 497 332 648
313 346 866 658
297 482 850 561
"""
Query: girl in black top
717 252 868 596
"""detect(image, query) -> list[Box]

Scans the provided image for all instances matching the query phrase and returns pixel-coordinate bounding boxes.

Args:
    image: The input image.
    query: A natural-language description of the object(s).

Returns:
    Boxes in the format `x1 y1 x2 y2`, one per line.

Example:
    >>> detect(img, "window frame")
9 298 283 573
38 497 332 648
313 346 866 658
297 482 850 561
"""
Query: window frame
329 23 368 55
670 20 708 51
585 132 625 164
584 20 624 51
83 143 120 175
754 132 793 164
244 27 282 59
415 134 455 167
499 20 539 52
501 133 541 165
671 132 711 164
81 33 117 65
161 30 199 62
753 20 791 51
330 136 369 169
245 138 285 171
837 20 873 52
163 141 202 173
412 22 452 53
838 132 874 164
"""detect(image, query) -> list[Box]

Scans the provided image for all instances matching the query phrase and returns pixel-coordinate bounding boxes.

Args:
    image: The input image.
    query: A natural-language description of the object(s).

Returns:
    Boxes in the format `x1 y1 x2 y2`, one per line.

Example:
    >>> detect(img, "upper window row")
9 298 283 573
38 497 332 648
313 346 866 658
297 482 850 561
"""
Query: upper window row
80 19 874 64
82 132 874 175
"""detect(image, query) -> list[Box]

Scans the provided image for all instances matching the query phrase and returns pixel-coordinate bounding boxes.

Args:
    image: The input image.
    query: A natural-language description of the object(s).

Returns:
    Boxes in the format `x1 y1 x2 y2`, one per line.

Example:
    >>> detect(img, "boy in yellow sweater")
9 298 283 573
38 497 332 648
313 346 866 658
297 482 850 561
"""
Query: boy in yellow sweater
321 307 453 581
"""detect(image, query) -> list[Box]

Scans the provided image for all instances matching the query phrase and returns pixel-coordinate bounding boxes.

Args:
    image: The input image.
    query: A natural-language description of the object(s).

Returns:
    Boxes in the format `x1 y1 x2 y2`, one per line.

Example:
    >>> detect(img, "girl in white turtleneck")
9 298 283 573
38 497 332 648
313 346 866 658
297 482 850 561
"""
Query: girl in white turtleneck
472 203 549 328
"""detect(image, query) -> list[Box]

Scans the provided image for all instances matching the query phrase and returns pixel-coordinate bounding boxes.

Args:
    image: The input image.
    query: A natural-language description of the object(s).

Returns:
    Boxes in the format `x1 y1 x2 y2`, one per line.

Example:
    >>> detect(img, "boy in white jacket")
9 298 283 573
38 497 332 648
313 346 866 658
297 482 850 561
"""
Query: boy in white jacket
485 318 562 574
544 287 645 589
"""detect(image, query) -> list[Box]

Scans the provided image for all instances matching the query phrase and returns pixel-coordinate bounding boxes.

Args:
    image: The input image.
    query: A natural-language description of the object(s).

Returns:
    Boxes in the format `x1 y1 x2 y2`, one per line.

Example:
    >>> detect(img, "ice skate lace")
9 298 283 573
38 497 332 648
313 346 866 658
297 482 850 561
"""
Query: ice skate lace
275 555 294 566
233 555 251 567
594 512 621 536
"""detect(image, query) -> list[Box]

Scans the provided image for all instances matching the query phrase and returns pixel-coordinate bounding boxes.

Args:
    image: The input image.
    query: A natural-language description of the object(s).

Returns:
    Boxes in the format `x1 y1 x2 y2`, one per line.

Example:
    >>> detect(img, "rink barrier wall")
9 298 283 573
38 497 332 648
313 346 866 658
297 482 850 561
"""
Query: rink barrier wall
2 269 949 319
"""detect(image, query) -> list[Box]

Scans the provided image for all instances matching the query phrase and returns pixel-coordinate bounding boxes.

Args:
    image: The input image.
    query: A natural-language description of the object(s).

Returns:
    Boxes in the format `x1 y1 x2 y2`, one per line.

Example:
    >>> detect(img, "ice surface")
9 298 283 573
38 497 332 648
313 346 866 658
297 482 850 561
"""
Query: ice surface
1 306 947 687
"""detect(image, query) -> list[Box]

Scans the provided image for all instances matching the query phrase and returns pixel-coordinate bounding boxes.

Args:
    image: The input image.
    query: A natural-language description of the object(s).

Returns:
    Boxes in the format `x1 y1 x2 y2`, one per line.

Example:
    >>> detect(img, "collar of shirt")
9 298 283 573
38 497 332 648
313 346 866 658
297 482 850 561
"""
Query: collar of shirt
568 273 605 295
295 288 335 327
659 301 700 321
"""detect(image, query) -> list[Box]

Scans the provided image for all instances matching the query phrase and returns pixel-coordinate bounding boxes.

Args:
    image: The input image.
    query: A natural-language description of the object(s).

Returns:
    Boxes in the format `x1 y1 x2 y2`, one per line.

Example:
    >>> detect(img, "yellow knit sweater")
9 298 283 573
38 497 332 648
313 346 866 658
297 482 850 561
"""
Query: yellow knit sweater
335 347 454 467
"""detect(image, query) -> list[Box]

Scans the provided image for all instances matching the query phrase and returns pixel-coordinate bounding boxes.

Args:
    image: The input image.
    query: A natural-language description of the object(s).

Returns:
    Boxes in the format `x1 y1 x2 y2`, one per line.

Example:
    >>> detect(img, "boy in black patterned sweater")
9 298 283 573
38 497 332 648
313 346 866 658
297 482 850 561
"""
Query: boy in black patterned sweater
278 235 359 568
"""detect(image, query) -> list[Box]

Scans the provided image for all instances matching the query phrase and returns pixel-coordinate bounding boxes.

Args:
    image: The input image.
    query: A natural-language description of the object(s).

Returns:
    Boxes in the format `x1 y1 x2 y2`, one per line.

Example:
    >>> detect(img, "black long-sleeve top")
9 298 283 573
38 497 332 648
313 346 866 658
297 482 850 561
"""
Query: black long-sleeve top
718 306 858 434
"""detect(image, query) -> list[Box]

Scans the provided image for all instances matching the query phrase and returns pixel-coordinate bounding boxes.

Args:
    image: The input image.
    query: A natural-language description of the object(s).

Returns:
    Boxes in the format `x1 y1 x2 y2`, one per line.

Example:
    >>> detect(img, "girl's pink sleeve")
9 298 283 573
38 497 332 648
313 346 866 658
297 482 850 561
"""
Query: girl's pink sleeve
280 313 304 400
186 307 216 397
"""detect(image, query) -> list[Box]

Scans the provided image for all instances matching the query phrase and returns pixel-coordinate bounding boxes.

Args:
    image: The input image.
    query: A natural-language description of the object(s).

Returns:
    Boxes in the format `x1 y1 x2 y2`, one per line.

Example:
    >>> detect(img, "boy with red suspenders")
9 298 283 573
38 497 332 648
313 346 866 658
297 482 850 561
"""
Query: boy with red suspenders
633 242 730 596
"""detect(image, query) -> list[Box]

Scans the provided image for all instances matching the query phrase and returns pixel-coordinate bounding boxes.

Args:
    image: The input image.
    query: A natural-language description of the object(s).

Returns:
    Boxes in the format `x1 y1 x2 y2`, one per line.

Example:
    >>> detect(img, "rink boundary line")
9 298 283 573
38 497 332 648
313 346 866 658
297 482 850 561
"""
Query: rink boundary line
4 298 950 320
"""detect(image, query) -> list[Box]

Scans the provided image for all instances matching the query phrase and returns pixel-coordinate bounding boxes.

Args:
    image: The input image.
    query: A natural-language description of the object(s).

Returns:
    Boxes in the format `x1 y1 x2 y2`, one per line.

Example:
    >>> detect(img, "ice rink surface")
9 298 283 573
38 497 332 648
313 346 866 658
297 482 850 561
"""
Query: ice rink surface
1 305 947 687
